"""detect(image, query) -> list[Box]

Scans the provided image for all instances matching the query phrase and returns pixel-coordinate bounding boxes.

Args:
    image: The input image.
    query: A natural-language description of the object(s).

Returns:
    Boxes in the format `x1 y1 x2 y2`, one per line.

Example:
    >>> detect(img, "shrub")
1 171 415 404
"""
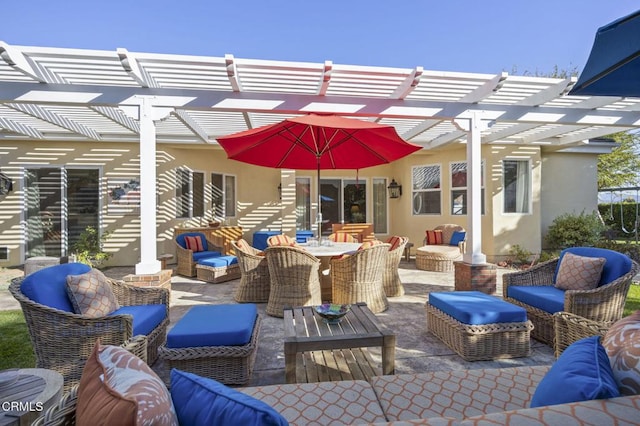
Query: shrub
71 226 112 268
545 211 606 249
508 244 533 265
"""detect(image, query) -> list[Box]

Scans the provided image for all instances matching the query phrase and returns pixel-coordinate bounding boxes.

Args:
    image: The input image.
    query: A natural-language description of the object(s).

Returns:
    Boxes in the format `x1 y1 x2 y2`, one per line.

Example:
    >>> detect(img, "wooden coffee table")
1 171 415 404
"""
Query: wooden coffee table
283 303 396 384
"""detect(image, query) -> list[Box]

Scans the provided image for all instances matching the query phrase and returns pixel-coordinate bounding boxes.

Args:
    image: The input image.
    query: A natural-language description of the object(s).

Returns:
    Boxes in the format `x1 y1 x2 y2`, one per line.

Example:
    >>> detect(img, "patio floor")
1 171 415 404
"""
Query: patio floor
127 261 554 386
0 260 556 387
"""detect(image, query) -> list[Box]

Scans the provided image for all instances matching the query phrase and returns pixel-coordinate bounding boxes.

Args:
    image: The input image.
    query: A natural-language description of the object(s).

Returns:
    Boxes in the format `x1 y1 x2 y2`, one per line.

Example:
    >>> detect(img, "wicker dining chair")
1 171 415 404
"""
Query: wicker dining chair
231 239 270 303
264 245 322 317
9 270 167 392
383 236 408 297
331 243 390 313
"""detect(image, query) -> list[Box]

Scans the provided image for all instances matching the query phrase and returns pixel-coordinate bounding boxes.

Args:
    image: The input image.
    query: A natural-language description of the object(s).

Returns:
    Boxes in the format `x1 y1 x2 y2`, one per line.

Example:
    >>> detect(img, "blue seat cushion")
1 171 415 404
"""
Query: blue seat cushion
109 304 167 336
167 304 257 348
197 255 238 268
176 232 209 251
555 247 632 286
507 285 565 314
296 230 314 243
192 251 222 261
429 291 527 325
170 369 288 426
21 262 91 312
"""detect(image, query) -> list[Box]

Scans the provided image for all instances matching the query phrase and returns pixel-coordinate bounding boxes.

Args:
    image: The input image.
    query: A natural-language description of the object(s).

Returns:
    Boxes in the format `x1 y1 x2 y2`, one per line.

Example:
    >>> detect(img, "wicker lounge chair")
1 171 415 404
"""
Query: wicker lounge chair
331 243 390 313
175 231 224 277
9 267 167 392
415 224 465 272
231 239 270 303
503 247 639 345
264 245 322 317
553 311 610 357
383 236 408 297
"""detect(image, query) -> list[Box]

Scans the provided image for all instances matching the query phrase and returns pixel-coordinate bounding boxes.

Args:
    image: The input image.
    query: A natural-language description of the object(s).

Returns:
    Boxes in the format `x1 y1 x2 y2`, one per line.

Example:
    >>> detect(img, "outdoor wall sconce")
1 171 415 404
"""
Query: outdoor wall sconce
0 172 13 196
277 183 282 200
387 179 402 199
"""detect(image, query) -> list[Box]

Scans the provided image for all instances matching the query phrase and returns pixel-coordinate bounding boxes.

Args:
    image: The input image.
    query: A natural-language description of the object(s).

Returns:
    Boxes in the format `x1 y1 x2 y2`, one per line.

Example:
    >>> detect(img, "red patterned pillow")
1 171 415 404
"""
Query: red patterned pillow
66 269 120 318
602 310 640 395
425 230 443 245
554 252 606 291
76 341 178 425
184 235 205 252
386 236 403 251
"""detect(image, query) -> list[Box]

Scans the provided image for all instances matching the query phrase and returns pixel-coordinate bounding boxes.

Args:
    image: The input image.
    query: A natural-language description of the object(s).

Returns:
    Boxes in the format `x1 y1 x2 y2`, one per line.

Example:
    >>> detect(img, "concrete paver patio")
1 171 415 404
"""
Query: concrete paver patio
0 261 556 387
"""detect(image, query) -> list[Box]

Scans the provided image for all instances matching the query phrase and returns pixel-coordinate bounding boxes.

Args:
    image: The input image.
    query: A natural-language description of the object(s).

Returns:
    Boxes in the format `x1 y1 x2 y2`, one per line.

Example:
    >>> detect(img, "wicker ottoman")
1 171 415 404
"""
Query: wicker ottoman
426 291 533 361
158 304 260 385
196 255 241 283
415 246 462 272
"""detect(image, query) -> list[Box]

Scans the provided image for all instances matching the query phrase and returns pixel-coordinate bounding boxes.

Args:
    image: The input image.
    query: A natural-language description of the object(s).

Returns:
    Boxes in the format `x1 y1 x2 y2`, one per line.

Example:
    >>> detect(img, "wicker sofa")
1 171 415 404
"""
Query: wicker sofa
36 363 639 425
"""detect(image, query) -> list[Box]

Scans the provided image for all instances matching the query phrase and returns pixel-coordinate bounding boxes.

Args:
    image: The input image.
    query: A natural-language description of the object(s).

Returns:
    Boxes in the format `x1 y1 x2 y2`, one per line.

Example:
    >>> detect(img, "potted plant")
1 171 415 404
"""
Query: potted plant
71 226 112 268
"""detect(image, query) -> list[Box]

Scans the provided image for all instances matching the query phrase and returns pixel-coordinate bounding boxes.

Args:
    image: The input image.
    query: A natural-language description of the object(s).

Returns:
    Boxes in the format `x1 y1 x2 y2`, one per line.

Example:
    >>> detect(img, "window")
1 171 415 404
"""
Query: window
176 168 204 218
296 177 312 231
412 165 441 215
372 178 388 234
503 159 530 213
450 161 485 215
211 173 236 218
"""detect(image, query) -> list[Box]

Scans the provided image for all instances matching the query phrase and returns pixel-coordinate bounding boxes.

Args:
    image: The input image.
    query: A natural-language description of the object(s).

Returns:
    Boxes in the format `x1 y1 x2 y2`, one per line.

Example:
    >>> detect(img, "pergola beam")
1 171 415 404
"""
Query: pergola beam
6 103 101 140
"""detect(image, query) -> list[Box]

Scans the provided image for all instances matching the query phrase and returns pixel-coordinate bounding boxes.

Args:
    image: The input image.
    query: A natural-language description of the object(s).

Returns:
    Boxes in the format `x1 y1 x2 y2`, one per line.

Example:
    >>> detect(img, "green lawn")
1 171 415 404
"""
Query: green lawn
0 309 35 370
625 282 640 316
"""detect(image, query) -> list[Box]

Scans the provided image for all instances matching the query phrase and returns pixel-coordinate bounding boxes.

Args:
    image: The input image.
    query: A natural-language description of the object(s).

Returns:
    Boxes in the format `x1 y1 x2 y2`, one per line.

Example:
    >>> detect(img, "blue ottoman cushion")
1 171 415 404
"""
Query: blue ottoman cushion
429 291 527 325
192 251 222 261
507 285 565 314
198 256 238 268
21 262 91 312
109 304 167 336
167 304 257 348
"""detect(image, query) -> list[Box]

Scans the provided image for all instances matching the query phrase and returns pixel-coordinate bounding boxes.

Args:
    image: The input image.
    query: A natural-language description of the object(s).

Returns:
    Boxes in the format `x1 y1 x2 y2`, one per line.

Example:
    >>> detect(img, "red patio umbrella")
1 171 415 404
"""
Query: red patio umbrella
217 113 421 239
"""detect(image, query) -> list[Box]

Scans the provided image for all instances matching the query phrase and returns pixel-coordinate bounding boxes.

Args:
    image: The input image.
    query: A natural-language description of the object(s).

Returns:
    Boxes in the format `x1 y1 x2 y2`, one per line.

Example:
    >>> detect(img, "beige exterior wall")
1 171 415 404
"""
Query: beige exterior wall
540 151 599 249
0 139 598 267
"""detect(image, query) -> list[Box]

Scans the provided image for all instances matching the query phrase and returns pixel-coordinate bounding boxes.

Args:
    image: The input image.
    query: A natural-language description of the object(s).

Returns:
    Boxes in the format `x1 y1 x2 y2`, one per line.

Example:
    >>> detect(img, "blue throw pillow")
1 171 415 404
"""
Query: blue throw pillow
530 336 620 408
449 231 466 246
170 369 288 426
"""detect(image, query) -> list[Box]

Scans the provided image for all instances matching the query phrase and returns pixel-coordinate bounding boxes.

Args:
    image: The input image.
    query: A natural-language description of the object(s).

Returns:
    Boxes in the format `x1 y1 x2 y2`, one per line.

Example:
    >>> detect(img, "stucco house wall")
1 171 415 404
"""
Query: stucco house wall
0 140 601 267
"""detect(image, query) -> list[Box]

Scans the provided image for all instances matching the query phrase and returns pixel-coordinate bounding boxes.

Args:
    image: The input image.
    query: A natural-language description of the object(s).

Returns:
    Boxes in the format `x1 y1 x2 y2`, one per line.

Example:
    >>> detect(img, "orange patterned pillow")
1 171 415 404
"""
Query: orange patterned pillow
554 252 606 291
358 239 384 250
235 238 252 252
184 235 205 252
267 234 297 247
602 310 640 395
66 269 120 318
76 341 178 425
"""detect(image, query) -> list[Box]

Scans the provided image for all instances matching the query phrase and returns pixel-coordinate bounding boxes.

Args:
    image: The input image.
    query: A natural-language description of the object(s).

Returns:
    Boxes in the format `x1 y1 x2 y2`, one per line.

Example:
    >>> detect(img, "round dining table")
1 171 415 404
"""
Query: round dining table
299 241 362 301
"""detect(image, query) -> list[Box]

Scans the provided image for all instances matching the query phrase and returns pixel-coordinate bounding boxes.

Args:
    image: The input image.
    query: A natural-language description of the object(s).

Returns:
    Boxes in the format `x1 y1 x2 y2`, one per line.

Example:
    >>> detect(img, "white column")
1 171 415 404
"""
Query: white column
131 98 173 274
461 113 487 265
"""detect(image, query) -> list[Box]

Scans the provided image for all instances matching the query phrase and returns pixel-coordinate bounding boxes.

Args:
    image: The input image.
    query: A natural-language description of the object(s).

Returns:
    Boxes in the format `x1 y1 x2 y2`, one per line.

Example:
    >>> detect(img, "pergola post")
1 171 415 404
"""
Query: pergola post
454 112 496 294
129 97 171 275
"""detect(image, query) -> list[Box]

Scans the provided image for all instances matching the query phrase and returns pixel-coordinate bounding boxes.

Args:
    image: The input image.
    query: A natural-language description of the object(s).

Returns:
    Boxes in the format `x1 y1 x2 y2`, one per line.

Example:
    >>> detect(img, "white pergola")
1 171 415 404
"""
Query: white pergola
1 42 638 273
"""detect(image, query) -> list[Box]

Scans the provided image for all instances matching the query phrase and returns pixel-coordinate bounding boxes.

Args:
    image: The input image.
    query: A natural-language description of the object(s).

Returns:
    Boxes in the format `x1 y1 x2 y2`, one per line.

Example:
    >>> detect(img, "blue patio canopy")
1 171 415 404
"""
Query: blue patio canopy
569 9 640 97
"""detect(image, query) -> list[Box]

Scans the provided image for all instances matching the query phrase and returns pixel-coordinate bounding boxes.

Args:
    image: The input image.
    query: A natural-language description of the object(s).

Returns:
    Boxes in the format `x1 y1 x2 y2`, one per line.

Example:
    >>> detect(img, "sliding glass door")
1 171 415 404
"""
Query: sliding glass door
25 167 100 259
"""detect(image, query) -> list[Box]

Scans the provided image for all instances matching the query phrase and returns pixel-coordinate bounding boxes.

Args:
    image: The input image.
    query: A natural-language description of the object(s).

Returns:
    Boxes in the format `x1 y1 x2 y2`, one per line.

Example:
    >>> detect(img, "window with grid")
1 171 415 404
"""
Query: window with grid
412 165 441 215
450 161 485 215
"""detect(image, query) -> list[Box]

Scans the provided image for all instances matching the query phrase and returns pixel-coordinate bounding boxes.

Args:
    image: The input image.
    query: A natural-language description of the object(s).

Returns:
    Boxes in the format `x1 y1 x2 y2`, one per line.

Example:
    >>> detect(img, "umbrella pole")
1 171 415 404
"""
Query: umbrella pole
317 162 322 243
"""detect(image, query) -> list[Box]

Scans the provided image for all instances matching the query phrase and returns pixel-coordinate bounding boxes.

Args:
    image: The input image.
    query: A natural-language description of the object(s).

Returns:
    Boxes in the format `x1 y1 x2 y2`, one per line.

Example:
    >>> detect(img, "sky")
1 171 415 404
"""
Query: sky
2 1 639 76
